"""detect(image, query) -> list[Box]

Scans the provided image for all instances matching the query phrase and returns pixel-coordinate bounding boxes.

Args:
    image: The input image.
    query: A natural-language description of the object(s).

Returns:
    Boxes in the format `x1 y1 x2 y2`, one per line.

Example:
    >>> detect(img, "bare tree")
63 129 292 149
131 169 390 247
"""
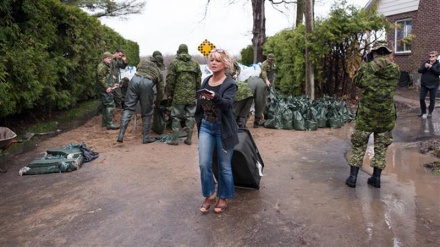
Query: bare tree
61 0 146 18
204 0 311 63
251 0 266 62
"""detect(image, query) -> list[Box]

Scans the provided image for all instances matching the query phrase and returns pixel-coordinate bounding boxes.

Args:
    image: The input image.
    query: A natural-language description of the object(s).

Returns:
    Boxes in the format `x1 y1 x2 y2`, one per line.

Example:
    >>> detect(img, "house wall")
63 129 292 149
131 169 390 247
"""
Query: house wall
385 11 418 72
384 0 440 75
375 0 420 16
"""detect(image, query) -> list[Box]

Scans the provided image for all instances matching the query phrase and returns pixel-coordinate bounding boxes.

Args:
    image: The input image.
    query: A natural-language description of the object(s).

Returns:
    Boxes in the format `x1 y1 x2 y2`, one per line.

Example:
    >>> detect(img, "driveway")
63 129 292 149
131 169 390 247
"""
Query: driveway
0 87 439 247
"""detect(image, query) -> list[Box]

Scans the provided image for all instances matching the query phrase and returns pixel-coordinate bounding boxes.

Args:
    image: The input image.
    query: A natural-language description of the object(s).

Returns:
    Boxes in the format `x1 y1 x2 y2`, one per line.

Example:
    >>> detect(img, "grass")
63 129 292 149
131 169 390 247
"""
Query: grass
2 100 100 155
16 100 100 137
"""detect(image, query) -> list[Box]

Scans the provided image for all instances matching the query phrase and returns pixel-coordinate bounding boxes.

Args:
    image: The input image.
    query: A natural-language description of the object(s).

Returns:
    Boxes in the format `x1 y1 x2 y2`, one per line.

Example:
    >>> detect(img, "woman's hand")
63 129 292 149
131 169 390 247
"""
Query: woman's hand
201 90 215 100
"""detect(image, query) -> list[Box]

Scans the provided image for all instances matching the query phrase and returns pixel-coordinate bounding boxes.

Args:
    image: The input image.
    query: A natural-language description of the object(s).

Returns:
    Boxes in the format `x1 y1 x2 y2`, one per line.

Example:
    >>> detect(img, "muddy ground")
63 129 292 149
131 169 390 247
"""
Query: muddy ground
0 88 439 247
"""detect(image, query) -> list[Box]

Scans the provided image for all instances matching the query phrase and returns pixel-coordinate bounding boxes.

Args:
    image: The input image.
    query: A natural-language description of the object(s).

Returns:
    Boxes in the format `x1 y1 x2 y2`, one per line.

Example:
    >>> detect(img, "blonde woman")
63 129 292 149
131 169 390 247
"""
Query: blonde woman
195 49 238 214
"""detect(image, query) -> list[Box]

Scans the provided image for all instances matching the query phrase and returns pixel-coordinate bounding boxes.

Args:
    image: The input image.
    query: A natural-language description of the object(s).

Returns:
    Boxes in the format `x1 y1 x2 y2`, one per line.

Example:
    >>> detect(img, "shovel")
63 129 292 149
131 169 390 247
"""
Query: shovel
23 129 62 140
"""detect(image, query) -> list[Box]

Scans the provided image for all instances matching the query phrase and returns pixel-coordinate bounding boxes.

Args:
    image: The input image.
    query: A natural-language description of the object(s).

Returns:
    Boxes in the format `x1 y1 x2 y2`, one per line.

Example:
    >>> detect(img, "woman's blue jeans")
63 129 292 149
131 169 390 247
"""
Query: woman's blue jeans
198 119 235 199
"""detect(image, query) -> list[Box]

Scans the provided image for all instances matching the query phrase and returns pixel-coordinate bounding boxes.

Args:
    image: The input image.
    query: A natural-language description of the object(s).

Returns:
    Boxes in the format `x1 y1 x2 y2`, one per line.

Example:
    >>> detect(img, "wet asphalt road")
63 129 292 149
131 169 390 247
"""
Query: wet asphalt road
0 88 439 247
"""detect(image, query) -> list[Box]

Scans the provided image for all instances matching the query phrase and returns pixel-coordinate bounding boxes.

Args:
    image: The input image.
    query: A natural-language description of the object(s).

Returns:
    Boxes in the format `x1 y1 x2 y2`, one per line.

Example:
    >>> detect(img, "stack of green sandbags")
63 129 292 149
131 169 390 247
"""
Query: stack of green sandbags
264 91 356 131
19 144 84 176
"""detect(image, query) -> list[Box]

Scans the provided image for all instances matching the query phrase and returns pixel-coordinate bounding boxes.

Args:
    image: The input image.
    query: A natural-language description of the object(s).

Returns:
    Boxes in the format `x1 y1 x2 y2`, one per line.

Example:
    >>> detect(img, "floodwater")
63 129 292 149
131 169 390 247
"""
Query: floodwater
339 102 440 247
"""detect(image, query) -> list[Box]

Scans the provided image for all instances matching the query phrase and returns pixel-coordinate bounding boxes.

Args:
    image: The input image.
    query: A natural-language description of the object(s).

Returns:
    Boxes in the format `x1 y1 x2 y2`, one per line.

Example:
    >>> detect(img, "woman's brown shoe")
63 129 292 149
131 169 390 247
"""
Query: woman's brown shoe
200 193 217 213
214 199 227 214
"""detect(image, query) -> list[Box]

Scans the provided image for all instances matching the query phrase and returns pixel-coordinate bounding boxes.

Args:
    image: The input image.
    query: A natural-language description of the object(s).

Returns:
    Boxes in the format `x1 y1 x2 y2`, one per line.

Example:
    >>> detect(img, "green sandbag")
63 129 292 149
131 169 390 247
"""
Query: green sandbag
152 106 167 134
293 111 306 131
19 154 83 175
328 117 344 128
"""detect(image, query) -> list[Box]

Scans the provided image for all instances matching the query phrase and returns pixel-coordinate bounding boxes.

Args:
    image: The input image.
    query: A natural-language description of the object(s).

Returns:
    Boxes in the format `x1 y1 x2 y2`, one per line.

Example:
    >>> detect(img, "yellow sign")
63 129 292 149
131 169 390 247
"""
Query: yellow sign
198 39 216 58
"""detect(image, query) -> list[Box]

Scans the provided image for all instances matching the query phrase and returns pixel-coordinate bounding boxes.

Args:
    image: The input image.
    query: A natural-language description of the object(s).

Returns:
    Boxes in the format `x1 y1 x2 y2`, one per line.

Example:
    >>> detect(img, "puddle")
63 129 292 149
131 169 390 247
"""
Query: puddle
334 119 440 246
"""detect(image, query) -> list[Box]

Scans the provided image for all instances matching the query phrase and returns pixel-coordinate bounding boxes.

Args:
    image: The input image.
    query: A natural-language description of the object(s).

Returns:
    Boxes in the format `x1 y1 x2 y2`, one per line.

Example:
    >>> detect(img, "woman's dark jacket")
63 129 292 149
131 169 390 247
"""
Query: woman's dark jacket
195 75 239 150
418 60 440 88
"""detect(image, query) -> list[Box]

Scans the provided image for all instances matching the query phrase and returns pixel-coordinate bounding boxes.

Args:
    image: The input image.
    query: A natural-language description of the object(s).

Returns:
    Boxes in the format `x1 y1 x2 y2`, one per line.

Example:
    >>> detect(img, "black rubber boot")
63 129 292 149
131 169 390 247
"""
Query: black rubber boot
184 130 193 145
367 167 382 188
345 166 360 188
184 118 195 145
142 116 154 144
167 120 180 145
117 110 132 142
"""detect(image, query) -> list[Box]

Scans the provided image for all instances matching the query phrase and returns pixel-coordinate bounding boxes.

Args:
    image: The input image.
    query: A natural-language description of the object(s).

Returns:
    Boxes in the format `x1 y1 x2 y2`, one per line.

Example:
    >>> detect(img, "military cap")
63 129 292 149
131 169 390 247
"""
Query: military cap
102 52 113 59
267 53 275 58
371 41 392 53
177 44 188 54
152 50 163 57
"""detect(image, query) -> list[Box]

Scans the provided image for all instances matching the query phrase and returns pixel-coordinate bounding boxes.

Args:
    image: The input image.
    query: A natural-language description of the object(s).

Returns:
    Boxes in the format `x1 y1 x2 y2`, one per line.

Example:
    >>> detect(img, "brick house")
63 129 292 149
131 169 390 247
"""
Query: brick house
366 0 440 85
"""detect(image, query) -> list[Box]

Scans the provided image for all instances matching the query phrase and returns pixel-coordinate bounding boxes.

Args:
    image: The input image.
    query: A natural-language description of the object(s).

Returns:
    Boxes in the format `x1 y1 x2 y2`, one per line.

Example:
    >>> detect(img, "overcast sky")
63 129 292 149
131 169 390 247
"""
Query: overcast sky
99 0 369 57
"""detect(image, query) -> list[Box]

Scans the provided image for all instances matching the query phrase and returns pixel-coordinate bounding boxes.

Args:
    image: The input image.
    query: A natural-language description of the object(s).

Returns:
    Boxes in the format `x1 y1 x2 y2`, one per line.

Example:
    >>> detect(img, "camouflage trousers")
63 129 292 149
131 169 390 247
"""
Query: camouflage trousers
170 103 196 132
348 129 393 170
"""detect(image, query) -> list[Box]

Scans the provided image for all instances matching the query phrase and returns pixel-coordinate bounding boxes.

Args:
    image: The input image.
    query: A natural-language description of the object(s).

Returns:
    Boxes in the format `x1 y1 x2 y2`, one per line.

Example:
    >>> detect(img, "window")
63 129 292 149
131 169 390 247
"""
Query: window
395 19 412 53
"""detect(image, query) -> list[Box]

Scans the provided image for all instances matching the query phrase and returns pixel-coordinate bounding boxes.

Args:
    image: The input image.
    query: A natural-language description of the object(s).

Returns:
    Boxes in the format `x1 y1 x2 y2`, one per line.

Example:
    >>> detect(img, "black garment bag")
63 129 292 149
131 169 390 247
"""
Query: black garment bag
213 128 264 189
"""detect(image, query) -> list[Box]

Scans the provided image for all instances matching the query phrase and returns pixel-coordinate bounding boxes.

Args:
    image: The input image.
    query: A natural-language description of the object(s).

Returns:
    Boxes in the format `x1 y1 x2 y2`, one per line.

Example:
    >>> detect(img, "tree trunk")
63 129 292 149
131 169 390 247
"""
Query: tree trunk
304 0 314 99
296 0 305 27
251 0 266 63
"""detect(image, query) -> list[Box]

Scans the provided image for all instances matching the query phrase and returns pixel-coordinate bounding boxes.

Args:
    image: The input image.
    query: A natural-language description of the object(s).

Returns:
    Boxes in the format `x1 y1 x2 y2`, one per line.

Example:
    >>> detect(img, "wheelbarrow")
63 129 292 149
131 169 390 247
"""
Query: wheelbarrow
0 127 33 172
0 127 20 173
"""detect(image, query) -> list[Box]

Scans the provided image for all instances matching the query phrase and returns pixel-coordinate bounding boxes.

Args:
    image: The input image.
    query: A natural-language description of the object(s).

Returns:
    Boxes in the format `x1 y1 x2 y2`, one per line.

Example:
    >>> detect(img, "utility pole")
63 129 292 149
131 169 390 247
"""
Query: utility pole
304 0 314 100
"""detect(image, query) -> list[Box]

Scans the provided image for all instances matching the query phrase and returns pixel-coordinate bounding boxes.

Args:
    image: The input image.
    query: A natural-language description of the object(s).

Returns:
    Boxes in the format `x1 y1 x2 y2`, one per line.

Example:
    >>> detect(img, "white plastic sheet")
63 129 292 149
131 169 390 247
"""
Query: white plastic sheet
200 63 262 84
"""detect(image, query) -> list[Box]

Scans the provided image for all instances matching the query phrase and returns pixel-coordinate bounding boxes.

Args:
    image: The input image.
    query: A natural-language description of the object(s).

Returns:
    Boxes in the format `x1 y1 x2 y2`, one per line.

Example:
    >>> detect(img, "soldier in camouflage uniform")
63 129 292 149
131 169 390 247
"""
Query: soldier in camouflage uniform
111 49 128 109
234 81 254 128
247 76 269 128
116 59 164 144
260 53 276 90
97 52 120 130
151 50 167 70
166 44 202 145
230 61 253 128
345 41 400 188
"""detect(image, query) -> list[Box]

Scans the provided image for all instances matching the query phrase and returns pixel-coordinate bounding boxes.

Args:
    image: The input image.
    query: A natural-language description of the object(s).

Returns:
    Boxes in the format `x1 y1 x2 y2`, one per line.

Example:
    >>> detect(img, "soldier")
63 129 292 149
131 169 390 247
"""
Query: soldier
111 49 128 109
260 53 276 90
151 50 167 70
345 41 400 188
97 52 120 130
230 61 253 128
247 76 269 128
234 80 254 128
116 59 164 144
166 44 202 145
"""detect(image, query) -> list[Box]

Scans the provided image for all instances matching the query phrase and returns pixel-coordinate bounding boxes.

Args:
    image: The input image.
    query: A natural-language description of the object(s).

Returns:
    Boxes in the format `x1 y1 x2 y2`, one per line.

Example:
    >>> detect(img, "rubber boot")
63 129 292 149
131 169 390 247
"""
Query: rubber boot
142 116 155 144
106 123 120 130
367 167 382 188
184 129 193 145
104 106 119 130
345 166 360 188
117 110 133 143
184 118 195 145
237 117 247 128
253 116 260 128
167 119 180 145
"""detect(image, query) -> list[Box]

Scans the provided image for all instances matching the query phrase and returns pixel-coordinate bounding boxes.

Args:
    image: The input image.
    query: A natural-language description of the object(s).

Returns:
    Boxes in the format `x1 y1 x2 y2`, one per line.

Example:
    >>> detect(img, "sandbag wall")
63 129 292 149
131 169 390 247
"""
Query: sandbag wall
264 90 356 131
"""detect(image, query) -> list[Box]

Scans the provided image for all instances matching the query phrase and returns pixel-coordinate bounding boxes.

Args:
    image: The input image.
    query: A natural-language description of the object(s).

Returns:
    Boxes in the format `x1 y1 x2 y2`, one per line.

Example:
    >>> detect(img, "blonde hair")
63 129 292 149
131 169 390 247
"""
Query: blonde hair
430 51 438 57
208 49 233 75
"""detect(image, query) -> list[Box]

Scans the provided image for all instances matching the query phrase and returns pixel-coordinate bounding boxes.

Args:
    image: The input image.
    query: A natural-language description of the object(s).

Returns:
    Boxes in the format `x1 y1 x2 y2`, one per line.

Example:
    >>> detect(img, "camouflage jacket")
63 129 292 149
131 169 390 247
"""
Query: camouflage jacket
96 61 114 92
353 56 400 132
111 58 128 84
235 80 253 101
260 60 276 83
136 59 164 103
166 53 202 105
